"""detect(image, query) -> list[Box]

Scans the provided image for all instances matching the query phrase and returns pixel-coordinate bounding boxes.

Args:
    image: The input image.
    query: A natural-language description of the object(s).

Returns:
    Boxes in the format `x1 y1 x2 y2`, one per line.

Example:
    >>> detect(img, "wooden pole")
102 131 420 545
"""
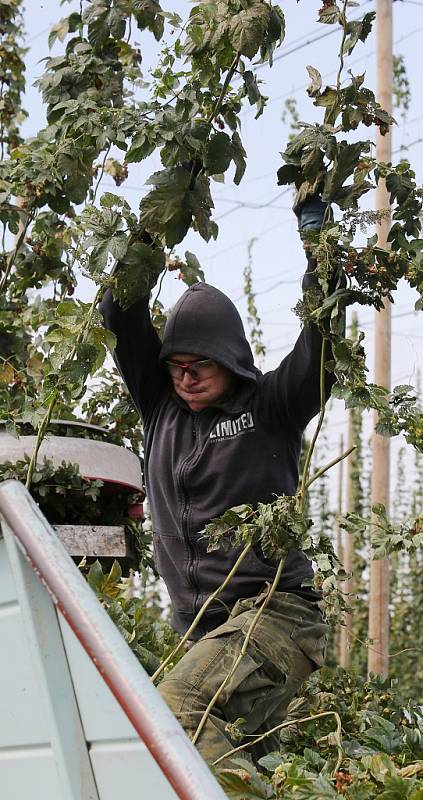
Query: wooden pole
335 433 344 663
340 416 354 668
368 0 392 678
336 434 344 566
340 313 362 669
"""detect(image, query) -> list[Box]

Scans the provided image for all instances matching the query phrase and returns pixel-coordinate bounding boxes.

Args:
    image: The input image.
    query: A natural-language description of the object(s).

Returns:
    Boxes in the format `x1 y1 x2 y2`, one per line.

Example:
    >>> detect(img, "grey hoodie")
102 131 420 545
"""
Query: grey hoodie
100 281 334 639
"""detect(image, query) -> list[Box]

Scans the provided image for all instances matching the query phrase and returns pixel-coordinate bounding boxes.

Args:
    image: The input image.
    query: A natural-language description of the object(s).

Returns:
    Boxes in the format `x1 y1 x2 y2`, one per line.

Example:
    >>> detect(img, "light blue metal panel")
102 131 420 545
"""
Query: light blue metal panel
3 529 99 800
0 603 51 747
0 526 175 800
90 741 179 799
0 746 63 800
59 618 179 798
59 616 136 741
0 537 17 603
0 481 228 800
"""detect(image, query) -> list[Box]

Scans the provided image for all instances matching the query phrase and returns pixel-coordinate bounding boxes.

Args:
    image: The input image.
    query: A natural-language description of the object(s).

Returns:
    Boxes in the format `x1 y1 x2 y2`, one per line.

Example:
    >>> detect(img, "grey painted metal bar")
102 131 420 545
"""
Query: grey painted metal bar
0 480 227 800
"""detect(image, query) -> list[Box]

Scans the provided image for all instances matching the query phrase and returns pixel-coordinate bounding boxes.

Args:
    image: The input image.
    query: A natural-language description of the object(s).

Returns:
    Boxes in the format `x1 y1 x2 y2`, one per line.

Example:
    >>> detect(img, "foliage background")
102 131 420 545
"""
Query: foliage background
1 0 417 683
19 0 423 497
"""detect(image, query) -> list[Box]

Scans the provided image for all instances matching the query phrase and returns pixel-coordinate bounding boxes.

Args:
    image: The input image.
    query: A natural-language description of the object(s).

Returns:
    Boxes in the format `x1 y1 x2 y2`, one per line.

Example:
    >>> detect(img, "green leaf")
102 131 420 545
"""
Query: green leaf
87 12 110 50
217 756 272 798
111 243 165 308
306 66 322 98
102 329 117 353
108 234 129 262
260 6 285 65
89 241 110 273
187 173 217 242
243 70 261 105
314 86 338 116
48 17 70 49
105 559 122 588
228 4 270 60
258 752 285 772
56 301 79 318
343 12 376 56
140 167 192 246
375 418 397 437
181 251 205 287
98 194 134 221
133 0 164 41
379 775 423 800
363 718 401 754
232 132 247 185
323 141 366 203
205 132 233 176
277 163 301 186
60 341 101 385
361 752 396 783
132 643 161 675
87 560 106 594
319 4 341 24
0 363 15 384
385 169 414 205
126 130 156 164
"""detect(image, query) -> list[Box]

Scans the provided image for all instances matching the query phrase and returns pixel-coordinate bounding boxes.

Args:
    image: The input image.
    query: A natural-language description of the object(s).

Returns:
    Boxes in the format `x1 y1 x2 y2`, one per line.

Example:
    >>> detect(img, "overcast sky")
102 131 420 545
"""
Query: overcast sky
21 0 423 500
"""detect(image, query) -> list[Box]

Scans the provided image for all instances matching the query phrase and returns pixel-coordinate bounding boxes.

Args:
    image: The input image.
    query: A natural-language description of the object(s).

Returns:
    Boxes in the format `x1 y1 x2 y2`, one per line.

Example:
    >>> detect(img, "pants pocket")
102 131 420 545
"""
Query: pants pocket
179 626 263 703
290 618 328 669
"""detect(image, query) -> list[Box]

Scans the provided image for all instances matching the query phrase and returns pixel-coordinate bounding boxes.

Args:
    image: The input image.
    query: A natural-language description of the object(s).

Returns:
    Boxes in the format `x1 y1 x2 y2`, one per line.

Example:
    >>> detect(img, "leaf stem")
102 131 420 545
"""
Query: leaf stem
152 266 167 308
207 54 240 126
0 208 36 294
151 542 252 683
347 629 423 659
25 392 58 491
191 555 286 746
305 444 356 491
93 145 111 204
25 287 104 492
336 0 349 95
297 337 328 512
212 710 343 775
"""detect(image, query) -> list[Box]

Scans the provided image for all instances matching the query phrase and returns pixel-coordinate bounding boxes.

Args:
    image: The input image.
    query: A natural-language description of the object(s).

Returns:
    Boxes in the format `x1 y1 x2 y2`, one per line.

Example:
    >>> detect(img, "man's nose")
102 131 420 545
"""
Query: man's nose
181 369 197 386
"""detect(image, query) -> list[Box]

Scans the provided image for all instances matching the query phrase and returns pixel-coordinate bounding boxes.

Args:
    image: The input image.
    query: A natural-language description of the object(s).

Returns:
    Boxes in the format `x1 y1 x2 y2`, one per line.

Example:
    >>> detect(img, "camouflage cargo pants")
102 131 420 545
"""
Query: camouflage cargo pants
158 590 328 768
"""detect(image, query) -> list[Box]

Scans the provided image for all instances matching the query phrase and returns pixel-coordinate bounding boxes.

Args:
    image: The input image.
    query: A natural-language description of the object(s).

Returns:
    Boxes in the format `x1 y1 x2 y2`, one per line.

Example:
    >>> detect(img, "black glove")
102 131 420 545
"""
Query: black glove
295 196 324 292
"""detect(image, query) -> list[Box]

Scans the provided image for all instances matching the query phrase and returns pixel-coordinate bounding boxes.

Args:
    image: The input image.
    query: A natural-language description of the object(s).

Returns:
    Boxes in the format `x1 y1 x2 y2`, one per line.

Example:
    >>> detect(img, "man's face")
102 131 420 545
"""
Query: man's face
166 353 234 411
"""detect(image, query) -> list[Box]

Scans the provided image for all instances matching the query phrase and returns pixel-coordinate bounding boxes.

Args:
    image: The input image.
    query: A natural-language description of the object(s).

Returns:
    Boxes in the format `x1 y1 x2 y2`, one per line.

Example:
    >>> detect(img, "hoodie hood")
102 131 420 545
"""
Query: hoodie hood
159 282 257 382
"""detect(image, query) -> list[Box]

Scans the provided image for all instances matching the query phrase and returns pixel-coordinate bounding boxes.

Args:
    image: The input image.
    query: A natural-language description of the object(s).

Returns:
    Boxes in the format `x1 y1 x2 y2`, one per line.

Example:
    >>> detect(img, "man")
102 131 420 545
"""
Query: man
100 196 336 767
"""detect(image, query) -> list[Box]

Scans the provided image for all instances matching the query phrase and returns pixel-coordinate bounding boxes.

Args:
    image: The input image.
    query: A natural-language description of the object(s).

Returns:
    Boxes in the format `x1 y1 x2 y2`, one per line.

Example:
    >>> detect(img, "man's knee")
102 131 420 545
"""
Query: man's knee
158 674 191 716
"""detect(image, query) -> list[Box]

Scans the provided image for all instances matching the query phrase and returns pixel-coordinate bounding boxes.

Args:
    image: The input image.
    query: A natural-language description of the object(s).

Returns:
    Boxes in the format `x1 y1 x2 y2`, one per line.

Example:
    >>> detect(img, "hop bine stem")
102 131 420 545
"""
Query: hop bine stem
25 287 104 492
207 54 240 126
305 444 356 492
0 208 36 294
212 710 343 775
151 541 252 684
191 555 286 747
297 337 328 513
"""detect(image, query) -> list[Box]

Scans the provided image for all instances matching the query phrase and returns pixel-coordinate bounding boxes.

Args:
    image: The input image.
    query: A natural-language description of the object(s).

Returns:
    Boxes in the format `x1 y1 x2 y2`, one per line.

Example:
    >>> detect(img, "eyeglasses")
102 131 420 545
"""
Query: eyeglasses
164 358 218 380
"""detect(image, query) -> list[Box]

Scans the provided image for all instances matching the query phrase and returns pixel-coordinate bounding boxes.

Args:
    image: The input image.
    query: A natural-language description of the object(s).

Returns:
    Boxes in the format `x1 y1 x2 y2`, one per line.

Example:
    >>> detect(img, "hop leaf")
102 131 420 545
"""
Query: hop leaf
228 3 271 59
111 243 166 308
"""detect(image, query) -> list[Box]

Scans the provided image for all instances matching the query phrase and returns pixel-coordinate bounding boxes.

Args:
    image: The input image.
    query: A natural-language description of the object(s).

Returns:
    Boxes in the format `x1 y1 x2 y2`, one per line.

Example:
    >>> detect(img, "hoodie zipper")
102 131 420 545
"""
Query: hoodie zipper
177 415 201 609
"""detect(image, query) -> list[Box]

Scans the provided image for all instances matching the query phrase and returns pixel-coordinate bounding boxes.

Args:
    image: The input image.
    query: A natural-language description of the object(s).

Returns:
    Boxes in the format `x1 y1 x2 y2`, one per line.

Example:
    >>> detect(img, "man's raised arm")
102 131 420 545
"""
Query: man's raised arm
99 288 167 424
261 196 345 432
